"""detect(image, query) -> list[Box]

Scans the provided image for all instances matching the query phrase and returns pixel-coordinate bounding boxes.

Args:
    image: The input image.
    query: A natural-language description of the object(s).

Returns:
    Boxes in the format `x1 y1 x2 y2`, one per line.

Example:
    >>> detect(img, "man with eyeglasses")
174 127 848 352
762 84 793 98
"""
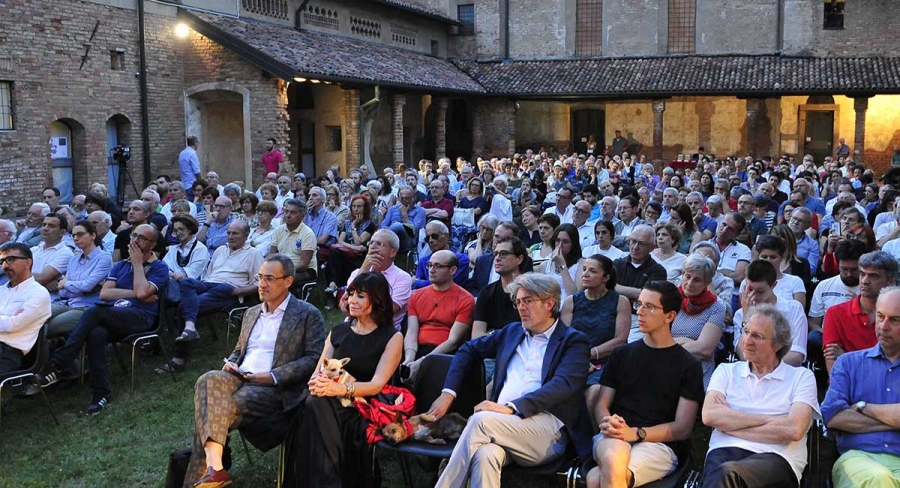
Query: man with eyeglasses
0 243 52 374
702 303 819 488
787 206 820 275
587 280 703 488
199 196 236 254
185 254 325 487
71 194 88 220
732 260 808 367
171 221 262 348
206 171 225 195
573 201 597 250
736 194 768 241
428 273 590 488
413 221 469 289
470 222 519 296
472 238 529 341
658 188 679 223
613 225 667 343
402 250 474 384
380 187 425 253
342 229 413 331
614 196 646 241
544 187 574 224
113 200 166 261
39 224 169 414
161 181 198 220
422 178 454 228
778 177 825 220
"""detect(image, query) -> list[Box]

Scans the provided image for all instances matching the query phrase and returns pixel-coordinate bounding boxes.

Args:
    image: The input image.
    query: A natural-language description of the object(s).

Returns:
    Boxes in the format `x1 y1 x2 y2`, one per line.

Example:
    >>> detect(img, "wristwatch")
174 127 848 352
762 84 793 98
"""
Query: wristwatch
856 401 867 413
635 427 647 443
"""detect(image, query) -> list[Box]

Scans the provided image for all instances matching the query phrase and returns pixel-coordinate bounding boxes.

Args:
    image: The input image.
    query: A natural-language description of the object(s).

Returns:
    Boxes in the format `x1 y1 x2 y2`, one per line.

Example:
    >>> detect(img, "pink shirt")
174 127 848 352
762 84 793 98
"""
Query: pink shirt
261 149 284 174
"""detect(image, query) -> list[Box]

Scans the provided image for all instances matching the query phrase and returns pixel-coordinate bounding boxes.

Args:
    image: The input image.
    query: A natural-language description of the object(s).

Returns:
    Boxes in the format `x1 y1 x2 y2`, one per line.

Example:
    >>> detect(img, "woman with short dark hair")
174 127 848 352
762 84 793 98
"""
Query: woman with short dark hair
284 272 402 488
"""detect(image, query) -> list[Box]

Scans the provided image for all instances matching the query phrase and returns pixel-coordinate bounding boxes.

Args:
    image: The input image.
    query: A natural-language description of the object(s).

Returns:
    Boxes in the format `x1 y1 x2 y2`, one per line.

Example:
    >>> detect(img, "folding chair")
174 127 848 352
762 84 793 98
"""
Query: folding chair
0 324 59 429
374 354 485 488
112 297 177 394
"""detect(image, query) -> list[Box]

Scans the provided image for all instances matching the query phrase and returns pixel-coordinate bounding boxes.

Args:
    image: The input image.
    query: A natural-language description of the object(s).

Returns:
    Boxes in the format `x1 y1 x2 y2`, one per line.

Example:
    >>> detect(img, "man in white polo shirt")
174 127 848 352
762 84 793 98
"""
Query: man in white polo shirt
711 212 751 312
31 213 74 298
702 303 819 487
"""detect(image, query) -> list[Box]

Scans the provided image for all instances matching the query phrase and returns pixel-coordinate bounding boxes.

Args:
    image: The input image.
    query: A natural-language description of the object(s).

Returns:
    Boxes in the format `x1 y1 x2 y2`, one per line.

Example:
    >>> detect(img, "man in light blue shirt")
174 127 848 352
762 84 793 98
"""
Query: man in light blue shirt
179 136 202 199
381 187 425 253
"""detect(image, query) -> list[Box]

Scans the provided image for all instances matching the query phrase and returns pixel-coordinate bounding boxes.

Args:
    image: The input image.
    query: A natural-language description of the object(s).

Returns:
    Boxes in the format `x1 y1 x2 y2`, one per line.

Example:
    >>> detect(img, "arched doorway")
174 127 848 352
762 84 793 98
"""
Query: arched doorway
105 114 133 201
184 83 251 187
49 118 85 203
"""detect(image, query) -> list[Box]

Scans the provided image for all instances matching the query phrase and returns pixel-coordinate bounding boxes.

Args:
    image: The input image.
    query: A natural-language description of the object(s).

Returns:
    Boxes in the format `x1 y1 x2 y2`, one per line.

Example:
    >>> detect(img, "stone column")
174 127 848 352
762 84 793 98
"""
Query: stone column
652 99 665 162
342 89 360 175
392 94 406 169
853 96 870 163
436 97 448 160
508 100 517 155
745 98 765 157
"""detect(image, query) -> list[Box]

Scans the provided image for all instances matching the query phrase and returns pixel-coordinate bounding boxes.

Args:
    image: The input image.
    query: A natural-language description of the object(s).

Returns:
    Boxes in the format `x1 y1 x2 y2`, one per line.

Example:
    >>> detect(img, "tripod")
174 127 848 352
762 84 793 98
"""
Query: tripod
115 161 141 206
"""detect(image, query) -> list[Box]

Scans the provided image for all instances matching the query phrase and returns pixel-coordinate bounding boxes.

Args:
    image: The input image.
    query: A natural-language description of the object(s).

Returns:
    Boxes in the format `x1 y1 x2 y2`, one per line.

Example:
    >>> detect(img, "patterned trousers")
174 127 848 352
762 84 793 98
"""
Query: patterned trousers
183 370 282 487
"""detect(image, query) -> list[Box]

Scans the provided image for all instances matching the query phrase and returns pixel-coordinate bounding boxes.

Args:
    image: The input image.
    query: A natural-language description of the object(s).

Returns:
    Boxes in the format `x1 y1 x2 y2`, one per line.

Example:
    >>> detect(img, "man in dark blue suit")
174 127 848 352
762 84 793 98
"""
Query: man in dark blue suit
429 273 590 488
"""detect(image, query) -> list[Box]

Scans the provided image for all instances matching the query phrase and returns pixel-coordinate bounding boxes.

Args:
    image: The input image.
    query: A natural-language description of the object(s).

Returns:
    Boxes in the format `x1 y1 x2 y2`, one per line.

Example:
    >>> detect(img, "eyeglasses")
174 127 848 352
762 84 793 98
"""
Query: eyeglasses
426 233 442 241
214 204 231 209
0 256 27 265
789 217 811 226
574 208 591 215
130 233 154 243
425 262 453 270
494 250 515 259
71 231 89 238
255 273 290 284
741 326 771 342
629 240 653 248
635 301 661 313
514 297 543 308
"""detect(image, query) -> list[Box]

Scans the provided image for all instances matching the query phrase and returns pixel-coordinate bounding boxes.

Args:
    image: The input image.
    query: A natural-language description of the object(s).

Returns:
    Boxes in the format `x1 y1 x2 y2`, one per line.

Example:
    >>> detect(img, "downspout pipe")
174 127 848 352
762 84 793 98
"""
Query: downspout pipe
138 0 152 190
503 0 510 60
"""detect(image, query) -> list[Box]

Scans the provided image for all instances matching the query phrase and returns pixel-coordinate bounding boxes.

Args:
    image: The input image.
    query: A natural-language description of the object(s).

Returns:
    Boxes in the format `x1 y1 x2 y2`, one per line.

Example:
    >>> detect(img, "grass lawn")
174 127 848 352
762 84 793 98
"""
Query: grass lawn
1 287 720 487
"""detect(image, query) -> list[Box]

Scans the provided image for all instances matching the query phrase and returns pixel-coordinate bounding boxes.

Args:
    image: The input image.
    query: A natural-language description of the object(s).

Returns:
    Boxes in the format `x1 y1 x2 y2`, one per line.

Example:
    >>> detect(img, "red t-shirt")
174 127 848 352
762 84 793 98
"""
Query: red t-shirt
408 284 474 346
262 149 284 174
822 296 877 354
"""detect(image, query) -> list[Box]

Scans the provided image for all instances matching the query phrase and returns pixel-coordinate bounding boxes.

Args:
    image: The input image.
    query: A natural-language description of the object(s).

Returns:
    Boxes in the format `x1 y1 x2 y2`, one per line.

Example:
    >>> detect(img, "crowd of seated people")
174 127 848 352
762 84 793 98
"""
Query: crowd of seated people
0 146 898 488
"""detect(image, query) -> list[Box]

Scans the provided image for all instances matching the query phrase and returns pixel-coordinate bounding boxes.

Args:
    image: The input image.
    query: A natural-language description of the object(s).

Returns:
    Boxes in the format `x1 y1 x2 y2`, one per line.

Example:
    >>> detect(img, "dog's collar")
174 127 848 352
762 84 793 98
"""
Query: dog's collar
402 418 414 436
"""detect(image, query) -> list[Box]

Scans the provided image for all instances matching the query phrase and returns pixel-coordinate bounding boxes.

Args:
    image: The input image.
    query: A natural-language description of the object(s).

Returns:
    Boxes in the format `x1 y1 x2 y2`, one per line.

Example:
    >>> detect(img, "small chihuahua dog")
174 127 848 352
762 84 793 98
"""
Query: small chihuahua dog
381 412 468 445
321 357 356 407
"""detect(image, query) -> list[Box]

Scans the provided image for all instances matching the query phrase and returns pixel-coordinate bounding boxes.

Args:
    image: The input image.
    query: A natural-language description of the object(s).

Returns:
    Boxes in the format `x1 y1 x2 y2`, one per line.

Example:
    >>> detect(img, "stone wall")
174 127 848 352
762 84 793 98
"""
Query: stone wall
695 0 779 54
475 0 502 59
508 0 574 59
601 0 661 57
472 98 515 158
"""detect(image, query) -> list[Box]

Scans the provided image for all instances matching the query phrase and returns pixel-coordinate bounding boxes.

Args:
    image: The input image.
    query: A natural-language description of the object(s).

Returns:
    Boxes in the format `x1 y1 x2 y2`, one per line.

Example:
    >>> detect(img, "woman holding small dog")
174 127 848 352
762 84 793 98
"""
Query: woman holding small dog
283 272 403 488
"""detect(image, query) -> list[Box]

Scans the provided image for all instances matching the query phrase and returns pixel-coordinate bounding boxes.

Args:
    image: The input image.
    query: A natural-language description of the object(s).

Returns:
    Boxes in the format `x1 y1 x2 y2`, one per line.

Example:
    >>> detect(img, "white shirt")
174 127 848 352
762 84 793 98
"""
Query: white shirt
203 244 263 287
544 204 574 225
883 239 900 263
241 294 290 375
739 273 805 304
873 211 894 231
0 277 52 354
161 200 198 220
875 220 897 241
100 231 116 256
733 298 808 360
576 222 596 249
31 241 74 278
162 237 210 280
489 194 513 223
808 275 858 319
713 239 752 296
582 244 625 260
652 252 687 283
707 361 820 483
497 321 558 406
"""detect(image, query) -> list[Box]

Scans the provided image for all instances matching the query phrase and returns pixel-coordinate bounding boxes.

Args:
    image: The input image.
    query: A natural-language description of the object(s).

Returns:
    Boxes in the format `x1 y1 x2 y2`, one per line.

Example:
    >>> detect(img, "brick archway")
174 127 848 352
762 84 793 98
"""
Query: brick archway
184 82 252 187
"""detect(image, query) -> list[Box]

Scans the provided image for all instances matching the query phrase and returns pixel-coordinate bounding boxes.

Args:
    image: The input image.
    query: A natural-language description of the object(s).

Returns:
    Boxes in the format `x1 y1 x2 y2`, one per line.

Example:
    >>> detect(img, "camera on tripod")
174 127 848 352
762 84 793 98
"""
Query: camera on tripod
112 145 131 165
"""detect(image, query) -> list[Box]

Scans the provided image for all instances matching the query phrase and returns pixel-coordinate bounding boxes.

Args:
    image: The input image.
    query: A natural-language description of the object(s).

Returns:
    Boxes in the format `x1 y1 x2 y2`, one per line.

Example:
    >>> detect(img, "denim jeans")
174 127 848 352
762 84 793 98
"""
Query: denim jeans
53 305 153 398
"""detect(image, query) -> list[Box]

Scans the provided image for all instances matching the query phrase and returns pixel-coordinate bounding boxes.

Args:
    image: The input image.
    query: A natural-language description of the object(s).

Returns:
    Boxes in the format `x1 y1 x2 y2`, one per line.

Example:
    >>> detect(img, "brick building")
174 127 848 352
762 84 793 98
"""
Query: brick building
2 0 900 212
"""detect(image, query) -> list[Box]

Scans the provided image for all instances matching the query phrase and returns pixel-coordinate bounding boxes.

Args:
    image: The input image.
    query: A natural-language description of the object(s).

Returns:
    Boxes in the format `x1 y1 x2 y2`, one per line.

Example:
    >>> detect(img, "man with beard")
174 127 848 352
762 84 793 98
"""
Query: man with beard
822 251 898 373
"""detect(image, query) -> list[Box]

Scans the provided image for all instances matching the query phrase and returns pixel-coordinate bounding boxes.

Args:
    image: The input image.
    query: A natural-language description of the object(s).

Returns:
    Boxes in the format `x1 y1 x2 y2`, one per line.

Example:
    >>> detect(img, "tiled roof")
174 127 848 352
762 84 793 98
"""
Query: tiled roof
182 11 484 94
453 56 900 98
371 0 460 25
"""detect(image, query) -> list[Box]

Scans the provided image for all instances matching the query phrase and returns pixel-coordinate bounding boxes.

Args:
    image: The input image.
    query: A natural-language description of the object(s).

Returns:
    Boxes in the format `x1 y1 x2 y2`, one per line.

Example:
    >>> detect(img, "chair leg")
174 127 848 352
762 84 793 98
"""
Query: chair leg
156 337 177 382
36 376 59 427
277 442 285 488
239 432 253 466
130 342 137 395
0 384 4 430
79 345 85 384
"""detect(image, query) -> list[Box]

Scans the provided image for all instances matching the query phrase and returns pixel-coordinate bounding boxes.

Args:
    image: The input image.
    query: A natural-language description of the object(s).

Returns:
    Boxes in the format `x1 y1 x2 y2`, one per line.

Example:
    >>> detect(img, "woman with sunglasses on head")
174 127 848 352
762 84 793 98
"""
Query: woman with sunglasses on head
284 272 402 488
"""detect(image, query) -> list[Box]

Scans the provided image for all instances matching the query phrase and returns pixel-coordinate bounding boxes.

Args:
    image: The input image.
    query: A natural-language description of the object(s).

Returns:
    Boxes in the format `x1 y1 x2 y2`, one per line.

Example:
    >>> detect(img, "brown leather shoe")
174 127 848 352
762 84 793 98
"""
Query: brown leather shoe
193 467 233 488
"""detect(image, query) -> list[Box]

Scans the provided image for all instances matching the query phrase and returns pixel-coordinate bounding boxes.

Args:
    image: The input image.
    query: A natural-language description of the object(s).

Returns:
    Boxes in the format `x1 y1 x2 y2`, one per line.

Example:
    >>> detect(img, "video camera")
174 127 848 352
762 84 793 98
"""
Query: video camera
112 145 131 164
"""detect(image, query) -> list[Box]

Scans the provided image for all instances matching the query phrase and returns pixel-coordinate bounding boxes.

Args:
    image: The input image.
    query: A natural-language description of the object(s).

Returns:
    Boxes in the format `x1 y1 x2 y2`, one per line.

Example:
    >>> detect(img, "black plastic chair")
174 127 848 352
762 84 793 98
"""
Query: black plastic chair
112 297 177 394
374 353 485 488
0 325 59 429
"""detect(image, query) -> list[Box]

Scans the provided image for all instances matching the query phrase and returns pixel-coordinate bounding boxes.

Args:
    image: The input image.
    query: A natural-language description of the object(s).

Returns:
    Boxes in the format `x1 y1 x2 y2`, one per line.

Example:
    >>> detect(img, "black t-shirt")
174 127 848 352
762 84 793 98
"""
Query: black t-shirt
473 279 520 333
599 340 704 456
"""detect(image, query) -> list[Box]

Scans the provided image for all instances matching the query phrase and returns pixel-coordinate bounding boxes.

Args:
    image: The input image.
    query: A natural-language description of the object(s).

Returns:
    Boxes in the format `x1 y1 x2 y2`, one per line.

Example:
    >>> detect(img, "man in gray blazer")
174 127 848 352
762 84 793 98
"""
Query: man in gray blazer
186 254 325 488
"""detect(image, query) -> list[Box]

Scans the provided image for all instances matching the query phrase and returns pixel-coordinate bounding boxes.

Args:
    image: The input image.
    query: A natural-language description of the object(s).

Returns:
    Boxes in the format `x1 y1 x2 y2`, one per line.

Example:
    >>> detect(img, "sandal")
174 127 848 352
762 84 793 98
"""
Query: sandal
154 360 186 375
175 329 201 342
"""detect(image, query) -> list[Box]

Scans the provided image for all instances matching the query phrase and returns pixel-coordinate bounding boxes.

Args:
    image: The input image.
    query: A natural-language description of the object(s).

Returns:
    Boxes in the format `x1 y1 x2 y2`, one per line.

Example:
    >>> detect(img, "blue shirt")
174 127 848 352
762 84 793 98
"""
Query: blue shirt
821 344 900 457
697 214 718 236
414 251 470 289
796 234 819 275
105 258 169 320
305 207 338 244
206 214 234 252
380 204 426 237
57 247 113 309
778 195 826 218
178 146 200 188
